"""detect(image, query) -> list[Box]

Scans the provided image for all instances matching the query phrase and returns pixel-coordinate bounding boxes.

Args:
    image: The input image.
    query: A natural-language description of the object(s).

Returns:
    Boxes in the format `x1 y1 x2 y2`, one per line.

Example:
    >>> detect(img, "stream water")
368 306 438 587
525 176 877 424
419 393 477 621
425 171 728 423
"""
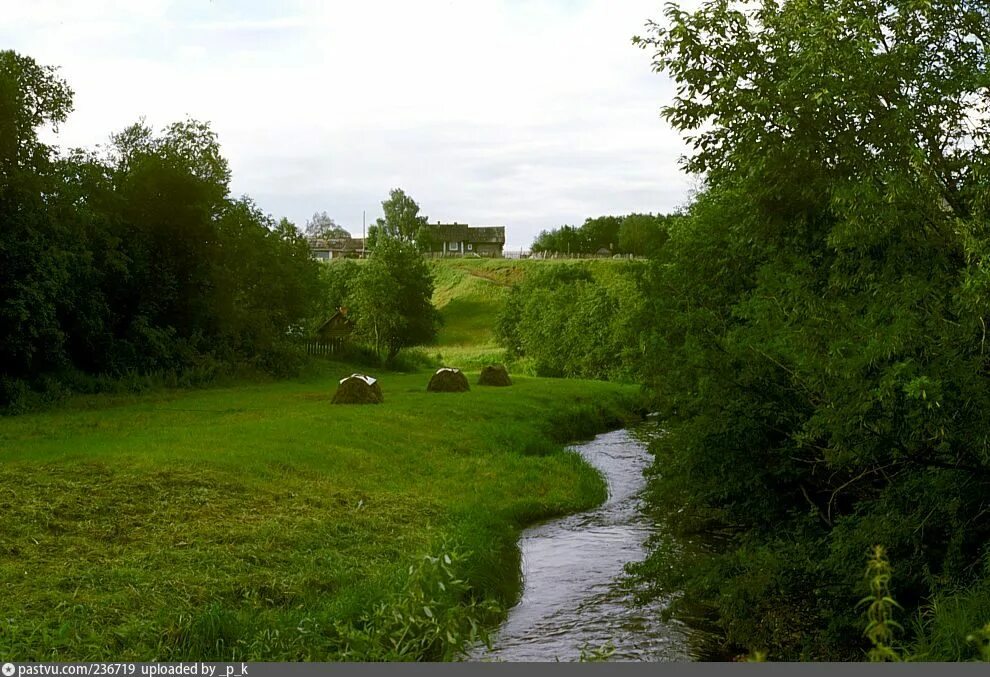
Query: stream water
468 426 695 662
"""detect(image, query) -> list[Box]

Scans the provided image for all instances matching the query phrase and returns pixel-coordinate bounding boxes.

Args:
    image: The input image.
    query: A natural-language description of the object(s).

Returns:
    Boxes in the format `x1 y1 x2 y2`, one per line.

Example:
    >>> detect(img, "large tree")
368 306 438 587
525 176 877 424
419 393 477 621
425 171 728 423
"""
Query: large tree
378 188 428 245
349 237 439 362
634 0 990 658
304 211 350 240
0 51 75 380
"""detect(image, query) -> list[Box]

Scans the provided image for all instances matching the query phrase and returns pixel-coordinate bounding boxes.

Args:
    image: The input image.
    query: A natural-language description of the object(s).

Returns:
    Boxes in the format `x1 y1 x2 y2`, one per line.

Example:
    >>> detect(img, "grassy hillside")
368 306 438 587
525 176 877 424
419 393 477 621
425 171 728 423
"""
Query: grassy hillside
428 258 637 369
428 260 510 368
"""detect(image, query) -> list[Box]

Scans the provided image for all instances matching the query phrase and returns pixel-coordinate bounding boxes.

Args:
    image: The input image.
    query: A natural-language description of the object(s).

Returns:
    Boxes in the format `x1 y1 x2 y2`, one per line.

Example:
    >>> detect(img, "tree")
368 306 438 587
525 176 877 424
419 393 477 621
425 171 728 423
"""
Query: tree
579 215 623 253
0 51 75 381
379 188 428 244
617 213 671 256
0 49 327 404
304 211 349 240
349 237 438 362
633 0 990 658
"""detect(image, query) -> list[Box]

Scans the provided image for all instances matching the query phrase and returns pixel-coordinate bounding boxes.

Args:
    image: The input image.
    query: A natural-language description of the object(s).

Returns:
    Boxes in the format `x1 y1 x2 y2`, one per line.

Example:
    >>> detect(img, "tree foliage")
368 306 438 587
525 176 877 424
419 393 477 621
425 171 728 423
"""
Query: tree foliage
0 50 323 406
531 213 673 256
378 188 429 246
496 263 646 380
629 0 990 659
347 238 439 362
304 211 350 240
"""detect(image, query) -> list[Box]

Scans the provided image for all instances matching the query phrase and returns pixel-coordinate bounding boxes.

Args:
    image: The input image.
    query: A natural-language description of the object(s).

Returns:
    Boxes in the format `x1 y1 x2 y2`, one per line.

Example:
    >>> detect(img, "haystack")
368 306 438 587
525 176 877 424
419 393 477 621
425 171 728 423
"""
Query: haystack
427 367 470 393
332 373 383 404
478 364 512 387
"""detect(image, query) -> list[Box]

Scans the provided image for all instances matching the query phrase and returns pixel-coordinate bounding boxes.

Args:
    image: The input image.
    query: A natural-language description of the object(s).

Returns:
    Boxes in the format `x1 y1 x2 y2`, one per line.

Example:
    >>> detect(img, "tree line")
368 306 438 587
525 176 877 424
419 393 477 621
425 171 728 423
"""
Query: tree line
530 212 674 257
0 50 441 410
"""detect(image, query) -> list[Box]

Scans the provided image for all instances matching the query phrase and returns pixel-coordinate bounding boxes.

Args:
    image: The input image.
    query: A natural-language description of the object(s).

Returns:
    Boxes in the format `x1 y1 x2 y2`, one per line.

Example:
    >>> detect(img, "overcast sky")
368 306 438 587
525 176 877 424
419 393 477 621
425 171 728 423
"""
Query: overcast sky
3 0 698 249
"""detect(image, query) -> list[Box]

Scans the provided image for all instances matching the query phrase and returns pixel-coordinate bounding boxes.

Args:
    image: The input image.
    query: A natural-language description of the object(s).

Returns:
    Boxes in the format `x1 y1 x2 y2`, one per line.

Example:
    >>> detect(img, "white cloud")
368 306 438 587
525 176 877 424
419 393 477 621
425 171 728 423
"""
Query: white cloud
2 0 694 248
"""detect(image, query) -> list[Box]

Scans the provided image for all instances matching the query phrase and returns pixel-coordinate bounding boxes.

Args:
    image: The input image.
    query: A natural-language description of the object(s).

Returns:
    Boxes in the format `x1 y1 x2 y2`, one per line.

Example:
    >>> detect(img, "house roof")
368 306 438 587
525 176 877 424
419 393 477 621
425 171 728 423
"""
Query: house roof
428 224 505 244
467 227 506 244
308 237 365 251
317 308 354 333
431 223 470 241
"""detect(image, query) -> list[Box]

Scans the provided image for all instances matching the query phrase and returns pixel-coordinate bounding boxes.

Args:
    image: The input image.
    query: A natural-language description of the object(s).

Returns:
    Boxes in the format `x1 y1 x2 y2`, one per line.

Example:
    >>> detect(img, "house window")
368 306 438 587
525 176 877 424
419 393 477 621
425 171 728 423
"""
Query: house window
449 241 460 250
467 243 473 251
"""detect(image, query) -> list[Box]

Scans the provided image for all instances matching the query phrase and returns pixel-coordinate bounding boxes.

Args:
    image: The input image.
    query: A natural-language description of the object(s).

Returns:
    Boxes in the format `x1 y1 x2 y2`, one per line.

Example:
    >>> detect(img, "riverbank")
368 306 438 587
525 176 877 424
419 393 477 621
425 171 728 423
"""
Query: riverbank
0 361 644 660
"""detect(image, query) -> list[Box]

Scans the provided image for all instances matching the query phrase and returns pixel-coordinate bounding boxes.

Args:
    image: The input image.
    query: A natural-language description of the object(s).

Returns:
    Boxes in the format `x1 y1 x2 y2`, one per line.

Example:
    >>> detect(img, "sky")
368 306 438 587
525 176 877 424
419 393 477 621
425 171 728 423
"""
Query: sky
3 0 699 249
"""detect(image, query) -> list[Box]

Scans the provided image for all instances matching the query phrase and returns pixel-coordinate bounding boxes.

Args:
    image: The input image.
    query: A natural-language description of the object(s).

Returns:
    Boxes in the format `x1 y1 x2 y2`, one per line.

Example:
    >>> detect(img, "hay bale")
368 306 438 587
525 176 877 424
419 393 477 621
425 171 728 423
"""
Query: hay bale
478 364 512 386
427 367 470 393
332 373 383 404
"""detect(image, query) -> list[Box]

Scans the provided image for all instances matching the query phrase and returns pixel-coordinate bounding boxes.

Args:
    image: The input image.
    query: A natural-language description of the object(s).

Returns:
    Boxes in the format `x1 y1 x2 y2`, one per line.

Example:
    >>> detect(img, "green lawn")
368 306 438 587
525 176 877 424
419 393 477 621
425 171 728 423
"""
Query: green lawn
0 256 643 661
0 364 641 660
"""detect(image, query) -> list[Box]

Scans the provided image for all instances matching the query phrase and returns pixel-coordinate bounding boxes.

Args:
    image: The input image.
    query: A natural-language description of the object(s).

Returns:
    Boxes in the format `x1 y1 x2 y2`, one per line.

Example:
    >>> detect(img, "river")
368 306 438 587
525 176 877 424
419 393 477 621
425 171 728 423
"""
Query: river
468 426 696 662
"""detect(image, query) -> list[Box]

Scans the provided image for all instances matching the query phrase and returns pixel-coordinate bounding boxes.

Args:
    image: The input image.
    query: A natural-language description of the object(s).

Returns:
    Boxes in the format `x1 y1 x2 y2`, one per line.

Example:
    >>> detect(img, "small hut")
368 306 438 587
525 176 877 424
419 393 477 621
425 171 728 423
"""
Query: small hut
310 308 354 357
478 364 512 386
332 373 383 404
427 367 470 393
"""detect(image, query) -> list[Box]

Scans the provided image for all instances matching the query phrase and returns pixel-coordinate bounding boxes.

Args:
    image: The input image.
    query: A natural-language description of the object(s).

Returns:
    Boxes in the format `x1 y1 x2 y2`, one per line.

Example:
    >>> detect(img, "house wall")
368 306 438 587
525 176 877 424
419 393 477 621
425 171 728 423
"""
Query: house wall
475 243 503 257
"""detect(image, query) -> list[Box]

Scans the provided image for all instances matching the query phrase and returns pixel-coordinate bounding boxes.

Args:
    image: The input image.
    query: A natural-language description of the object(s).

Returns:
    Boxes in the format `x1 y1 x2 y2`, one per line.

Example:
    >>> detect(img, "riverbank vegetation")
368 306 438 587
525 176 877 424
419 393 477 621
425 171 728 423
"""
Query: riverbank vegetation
625 0 990 661
485 0 990 660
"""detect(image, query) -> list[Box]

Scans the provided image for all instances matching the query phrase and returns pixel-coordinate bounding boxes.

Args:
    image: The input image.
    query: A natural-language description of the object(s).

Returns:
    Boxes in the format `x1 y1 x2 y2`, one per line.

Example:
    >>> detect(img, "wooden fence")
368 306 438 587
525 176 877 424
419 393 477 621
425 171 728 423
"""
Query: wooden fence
307 339 345 357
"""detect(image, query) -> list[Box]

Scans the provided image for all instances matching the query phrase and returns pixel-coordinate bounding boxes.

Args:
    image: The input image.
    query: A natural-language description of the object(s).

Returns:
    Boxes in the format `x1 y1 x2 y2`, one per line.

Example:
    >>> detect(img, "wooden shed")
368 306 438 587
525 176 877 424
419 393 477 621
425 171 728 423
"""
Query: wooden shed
309 308 354 356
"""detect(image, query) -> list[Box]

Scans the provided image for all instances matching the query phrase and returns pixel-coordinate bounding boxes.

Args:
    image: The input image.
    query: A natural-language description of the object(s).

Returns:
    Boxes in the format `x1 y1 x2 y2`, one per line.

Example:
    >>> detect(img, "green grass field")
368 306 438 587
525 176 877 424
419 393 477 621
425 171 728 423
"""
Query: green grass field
1 258 644 661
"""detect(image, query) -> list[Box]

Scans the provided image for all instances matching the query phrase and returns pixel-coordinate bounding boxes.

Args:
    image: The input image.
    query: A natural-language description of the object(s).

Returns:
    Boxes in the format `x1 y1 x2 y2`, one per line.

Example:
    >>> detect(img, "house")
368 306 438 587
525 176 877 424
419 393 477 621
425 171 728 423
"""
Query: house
423 223 505 258
308 236 365 260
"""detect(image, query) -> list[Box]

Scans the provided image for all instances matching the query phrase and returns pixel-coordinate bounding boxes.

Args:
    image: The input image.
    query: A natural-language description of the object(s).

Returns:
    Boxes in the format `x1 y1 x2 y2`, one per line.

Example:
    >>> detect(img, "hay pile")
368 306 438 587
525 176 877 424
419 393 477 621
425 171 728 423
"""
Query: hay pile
478 364 512 387
427 367 470 393
332 373 383 404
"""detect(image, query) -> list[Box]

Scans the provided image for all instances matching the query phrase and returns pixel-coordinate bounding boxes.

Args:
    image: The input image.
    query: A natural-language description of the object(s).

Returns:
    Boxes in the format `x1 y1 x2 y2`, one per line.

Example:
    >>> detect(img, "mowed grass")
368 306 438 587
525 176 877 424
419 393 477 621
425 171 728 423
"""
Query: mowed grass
0 364 642 660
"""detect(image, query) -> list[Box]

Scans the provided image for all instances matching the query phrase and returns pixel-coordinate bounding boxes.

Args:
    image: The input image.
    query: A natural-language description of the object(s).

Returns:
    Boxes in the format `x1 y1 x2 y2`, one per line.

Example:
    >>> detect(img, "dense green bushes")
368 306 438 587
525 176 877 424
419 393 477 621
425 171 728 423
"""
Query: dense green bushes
0 51 322 408
627 0 990 660
495 262 646 380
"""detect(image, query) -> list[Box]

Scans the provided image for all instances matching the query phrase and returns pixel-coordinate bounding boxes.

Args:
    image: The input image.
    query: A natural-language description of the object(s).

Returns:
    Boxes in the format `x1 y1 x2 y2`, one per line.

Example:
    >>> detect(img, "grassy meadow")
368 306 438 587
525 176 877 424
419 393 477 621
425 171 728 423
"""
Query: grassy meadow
0 258 644 661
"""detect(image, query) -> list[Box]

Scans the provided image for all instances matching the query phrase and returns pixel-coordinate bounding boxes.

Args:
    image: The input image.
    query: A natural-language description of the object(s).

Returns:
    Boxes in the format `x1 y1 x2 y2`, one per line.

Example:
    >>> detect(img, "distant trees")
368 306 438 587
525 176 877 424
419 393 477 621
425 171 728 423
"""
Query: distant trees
0 49 323 406
617 213 673 257
531 213 673 256
304 211 350 240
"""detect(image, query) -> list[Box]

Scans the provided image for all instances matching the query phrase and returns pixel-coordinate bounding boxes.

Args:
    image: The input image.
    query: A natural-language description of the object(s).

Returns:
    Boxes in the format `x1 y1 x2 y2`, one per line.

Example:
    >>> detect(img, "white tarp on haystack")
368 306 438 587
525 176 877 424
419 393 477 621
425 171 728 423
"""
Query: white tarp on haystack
339 373 377 386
